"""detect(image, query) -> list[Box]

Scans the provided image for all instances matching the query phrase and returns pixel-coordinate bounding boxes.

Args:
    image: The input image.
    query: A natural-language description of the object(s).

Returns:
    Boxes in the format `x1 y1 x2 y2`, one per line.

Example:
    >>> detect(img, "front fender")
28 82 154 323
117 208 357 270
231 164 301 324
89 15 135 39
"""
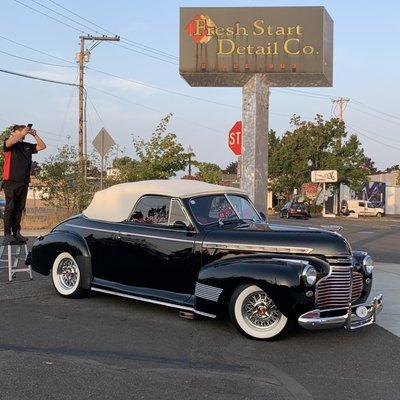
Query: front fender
31 230 92 289
196 256 327 317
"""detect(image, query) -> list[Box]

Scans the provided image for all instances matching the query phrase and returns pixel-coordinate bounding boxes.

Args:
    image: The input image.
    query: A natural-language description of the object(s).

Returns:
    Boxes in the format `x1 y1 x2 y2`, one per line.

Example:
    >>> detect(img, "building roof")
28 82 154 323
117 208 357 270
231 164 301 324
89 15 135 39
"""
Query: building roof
83 179 247 222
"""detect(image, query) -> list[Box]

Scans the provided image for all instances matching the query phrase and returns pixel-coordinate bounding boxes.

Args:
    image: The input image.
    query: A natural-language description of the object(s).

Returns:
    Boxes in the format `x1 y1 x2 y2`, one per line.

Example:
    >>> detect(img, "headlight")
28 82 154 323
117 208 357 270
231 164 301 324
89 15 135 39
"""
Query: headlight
363 255 374 275
302 265 317 286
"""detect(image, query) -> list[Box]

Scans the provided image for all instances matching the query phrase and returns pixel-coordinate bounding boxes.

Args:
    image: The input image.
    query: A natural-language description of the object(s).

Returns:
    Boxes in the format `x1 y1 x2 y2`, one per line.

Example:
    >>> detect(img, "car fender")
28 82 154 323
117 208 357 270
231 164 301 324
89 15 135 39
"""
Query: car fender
31 230 92 289
195 256 325 317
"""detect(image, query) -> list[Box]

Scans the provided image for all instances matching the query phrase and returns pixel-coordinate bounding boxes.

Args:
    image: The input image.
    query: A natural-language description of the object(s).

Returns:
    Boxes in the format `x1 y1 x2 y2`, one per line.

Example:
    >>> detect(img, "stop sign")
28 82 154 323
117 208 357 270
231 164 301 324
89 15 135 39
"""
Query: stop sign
228 121 242 156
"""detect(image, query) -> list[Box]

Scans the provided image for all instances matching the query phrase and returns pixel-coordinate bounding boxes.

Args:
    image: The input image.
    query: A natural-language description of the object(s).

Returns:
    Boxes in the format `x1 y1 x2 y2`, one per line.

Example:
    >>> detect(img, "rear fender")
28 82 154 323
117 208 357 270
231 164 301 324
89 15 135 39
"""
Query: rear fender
31 231 92 289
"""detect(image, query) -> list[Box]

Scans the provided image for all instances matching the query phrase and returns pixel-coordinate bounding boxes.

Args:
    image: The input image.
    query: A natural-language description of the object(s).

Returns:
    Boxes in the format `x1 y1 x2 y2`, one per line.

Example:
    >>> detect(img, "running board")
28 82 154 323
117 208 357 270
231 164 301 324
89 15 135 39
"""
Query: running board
91 286 216 319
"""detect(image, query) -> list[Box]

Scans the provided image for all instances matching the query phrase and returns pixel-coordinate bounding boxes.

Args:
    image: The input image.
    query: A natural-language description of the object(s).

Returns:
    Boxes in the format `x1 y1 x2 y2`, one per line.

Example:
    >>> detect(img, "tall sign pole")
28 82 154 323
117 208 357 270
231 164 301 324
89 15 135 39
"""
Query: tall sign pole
77 34 120 180
241 75 269 212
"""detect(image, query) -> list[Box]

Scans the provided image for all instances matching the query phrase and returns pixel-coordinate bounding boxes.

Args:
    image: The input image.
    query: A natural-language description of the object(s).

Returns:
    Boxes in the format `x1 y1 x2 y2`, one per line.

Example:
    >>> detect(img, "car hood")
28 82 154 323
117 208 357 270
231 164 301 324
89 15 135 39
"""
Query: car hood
202 223 351 257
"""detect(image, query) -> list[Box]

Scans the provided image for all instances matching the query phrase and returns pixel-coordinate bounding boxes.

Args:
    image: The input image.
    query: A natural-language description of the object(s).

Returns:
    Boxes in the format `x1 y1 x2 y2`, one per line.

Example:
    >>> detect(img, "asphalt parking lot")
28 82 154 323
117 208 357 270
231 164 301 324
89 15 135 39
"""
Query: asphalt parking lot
0 220 399 400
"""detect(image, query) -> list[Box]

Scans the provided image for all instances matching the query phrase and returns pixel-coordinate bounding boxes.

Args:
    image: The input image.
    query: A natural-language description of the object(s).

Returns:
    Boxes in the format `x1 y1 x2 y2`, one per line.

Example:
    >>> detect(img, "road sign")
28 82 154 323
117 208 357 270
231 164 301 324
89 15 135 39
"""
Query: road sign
92 128 116 157
92 128 116 190
228 121 242 156
311 170 338 183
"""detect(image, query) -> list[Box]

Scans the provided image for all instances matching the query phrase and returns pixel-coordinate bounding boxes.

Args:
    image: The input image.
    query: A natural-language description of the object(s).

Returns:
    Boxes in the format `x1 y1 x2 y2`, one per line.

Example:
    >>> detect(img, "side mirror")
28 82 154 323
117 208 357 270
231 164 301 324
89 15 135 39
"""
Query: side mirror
172 220 192 230
259 211 266 221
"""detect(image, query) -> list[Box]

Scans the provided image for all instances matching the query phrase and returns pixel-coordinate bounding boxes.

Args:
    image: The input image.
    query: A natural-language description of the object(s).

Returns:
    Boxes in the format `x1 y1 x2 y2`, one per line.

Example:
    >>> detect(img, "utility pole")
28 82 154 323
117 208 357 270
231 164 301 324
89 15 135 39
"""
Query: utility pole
332 97 350 122
331 97 349 216
76 34 120 180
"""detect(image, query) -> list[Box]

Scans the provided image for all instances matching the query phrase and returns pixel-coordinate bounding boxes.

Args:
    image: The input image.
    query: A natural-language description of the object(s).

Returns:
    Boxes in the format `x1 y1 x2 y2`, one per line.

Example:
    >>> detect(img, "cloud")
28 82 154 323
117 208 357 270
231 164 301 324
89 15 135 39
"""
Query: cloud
95 76 157 95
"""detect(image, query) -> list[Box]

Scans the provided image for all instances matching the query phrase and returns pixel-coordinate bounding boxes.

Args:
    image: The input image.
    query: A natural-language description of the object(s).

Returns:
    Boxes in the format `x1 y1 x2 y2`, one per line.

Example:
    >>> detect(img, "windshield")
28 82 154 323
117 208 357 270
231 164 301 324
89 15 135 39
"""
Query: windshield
188 194 262 226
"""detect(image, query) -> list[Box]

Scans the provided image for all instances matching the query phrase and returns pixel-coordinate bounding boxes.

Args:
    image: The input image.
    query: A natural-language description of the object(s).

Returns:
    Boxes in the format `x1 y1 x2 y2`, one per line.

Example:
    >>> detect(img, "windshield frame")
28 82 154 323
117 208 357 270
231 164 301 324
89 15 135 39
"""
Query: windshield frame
186 193 263 227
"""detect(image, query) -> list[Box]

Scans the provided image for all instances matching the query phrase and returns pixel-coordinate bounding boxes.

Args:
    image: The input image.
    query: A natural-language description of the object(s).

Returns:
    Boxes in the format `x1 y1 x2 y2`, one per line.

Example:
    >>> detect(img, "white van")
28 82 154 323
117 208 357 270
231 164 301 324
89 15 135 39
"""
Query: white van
341 200 385 217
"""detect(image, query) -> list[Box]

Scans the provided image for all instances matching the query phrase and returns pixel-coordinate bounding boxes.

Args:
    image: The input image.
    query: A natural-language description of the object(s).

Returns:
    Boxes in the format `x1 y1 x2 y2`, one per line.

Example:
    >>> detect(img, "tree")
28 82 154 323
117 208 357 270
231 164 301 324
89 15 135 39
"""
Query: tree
224 161 238 174
132 114 191 180
268 115 371 198
194 162 222 184
35 144 96 211
383 164 400 173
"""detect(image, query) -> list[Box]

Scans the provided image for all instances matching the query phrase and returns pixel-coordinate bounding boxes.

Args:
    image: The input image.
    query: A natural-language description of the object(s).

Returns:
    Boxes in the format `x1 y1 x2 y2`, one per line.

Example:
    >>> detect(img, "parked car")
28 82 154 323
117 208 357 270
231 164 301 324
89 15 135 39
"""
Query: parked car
0 197 5 219
28 180 382 340
280 201 311 219
341 199 384 217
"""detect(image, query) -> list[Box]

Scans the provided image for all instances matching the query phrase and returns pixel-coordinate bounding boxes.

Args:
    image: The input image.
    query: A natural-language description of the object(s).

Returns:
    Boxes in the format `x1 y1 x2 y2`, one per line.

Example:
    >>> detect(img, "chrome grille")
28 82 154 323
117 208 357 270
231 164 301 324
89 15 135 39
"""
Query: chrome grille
351 272 363 301
316 266 364 309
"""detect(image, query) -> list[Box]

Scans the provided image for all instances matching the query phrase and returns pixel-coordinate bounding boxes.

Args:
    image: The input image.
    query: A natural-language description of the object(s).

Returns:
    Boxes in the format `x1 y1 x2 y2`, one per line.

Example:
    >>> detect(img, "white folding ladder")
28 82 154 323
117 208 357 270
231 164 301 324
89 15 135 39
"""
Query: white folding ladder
0 243 32 282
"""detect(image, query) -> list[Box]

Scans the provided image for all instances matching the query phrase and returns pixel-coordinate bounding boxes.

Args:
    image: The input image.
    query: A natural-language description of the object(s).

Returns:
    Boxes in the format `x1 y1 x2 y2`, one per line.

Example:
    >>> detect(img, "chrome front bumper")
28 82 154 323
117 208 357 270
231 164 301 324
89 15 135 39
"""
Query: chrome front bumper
298 294 383 330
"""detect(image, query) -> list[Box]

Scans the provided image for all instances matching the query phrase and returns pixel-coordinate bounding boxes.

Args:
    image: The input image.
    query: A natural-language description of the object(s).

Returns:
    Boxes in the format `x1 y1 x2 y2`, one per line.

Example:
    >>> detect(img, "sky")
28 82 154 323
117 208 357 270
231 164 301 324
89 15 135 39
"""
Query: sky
0 0 399 172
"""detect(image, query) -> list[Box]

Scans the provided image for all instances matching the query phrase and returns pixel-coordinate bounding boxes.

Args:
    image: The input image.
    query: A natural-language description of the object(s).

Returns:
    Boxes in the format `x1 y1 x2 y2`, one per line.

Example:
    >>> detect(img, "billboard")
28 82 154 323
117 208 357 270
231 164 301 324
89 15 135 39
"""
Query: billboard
180 7 333 87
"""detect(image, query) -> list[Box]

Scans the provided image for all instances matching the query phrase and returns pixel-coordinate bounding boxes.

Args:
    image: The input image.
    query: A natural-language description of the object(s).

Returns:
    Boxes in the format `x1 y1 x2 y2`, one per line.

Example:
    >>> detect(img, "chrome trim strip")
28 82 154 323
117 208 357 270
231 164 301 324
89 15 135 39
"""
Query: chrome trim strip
91 287 216 318
195 282 223 302
66 224 195 244
202 242 313 254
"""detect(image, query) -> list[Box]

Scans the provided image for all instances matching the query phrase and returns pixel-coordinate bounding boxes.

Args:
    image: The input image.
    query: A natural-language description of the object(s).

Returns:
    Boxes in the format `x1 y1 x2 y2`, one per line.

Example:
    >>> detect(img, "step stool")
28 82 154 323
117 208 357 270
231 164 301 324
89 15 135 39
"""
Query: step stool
0 243 32 282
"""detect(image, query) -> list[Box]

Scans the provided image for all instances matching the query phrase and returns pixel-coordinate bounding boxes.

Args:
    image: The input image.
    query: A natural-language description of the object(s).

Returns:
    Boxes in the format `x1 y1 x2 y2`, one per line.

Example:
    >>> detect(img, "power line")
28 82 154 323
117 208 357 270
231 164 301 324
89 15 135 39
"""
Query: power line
86 66 238 109
46 0 178 60
348 104 400 126
0 34 235 108
346 123 400 151
0 68 78 87
352 99 400 122
0 48 76 68
15 0 177 65
0 34 74 65
13 0 84 33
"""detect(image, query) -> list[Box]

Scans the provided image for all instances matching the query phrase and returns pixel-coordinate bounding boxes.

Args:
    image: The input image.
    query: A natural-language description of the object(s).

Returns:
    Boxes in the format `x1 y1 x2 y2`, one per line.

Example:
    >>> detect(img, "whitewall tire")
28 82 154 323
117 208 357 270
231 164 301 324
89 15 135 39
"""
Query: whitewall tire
229 284 291 340
52 252 85 298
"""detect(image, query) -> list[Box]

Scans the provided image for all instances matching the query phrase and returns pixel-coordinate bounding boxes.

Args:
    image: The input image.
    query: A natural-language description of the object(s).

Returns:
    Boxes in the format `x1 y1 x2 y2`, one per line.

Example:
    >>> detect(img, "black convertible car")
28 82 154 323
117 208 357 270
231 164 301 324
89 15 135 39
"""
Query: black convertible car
29 180 383 340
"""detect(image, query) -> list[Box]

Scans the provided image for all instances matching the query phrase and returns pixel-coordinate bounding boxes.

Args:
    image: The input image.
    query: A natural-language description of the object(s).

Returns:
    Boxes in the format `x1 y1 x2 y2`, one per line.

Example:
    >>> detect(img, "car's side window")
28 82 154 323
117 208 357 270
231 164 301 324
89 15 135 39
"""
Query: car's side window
169 199 190 227
130 196 170 225
358 201 365 207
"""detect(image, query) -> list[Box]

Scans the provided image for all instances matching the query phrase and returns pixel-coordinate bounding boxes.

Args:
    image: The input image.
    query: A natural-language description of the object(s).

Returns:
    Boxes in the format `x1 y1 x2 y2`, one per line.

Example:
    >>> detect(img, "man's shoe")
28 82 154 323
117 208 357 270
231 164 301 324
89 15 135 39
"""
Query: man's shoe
2 234 15 245
13 232 28 242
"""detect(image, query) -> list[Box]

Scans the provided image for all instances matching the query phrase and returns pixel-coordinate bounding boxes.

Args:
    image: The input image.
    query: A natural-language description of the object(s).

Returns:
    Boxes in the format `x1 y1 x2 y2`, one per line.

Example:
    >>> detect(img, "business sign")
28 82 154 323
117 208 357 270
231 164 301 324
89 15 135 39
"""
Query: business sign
228 121 242 155
311 170 338 183
180 7 333 87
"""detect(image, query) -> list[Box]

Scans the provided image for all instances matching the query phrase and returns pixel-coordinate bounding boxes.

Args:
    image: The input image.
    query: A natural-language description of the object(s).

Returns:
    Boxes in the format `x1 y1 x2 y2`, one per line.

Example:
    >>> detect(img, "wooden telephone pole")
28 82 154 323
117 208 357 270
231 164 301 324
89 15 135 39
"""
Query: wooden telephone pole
331 97 350 122
77 35 120 179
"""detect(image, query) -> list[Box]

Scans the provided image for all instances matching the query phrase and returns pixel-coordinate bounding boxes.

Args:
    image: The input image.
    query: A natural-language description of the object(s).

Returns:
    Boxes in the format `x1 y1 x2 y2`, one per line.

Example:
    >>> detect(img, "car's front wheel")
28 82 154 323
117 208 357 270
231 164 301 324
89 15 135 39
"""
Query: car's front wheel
52 252 87 298
229 284 292 340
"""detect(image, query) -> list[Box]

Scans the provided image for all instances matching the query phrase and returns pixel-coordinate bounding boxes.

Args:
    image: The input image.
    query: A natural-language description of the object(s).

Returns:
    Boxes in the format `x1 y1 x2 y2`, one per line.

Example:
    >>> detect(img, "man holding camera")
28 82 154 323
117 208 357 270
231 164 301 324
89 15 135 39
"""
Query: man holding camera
2 124 46 244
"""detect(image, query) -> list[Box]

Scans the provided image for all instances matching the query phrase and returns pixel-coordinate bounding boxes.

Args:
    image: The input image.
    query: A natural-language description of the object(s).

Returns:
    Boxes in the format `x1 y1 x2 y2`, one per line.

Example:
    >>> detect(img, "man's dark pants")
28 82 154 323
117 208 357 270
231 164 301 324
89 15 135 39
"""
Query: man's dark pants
2 181 28 235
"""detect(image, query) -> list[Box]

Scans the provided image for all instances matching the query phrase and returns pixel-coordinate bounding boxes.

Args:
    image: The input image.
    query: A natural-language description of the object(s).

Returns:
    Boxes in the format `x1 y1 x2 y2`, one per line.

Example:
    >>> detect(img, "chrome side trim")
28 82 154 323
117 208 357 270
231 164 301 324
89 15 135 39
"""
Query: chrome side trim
66 224 195 244
202 242 313 254
195 282 223 302
91 287 217 319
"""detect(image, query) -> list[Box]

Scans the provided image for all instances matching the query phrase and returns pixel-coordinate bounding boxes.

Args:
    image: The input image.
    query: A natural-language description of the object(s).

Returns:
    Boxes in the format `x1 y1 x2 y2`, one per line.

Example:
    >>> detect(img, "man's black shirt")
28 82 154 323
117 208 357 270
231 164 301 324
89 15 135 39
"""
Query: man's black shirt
3 140 38 183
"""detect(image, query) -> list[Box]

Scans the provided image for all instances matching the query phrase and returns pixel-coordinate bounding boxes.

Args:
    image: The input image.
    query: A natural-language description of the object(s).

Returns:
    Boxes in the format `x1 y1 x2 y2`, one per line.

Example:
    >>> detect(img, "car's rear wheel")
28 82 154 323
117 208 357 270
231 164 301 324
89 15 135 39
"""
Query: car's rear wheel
229 284 292 340
52 252 87 298
376 212 383 217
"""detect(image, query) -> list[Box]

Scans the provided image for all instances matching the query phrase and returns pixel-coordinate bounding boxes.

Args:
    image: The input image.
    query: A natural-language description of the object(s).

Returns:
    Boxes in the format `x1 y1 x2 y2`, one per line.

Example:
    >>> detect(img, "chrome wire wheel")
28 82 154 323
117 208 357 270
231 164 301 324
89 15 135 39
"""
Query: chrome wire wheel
230 285 289 340
242 291 282 330
52 252 81 296
57 258 79 290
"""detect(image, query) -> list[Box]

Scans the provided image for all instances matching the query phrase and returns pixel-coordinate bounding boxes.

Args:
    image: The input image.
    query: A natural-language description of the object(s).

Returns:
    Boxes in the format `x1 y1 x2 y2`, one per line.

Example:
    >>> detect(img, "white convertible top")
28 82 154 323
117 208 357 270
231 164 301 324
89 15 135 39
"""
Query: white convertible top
83 179 247 222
